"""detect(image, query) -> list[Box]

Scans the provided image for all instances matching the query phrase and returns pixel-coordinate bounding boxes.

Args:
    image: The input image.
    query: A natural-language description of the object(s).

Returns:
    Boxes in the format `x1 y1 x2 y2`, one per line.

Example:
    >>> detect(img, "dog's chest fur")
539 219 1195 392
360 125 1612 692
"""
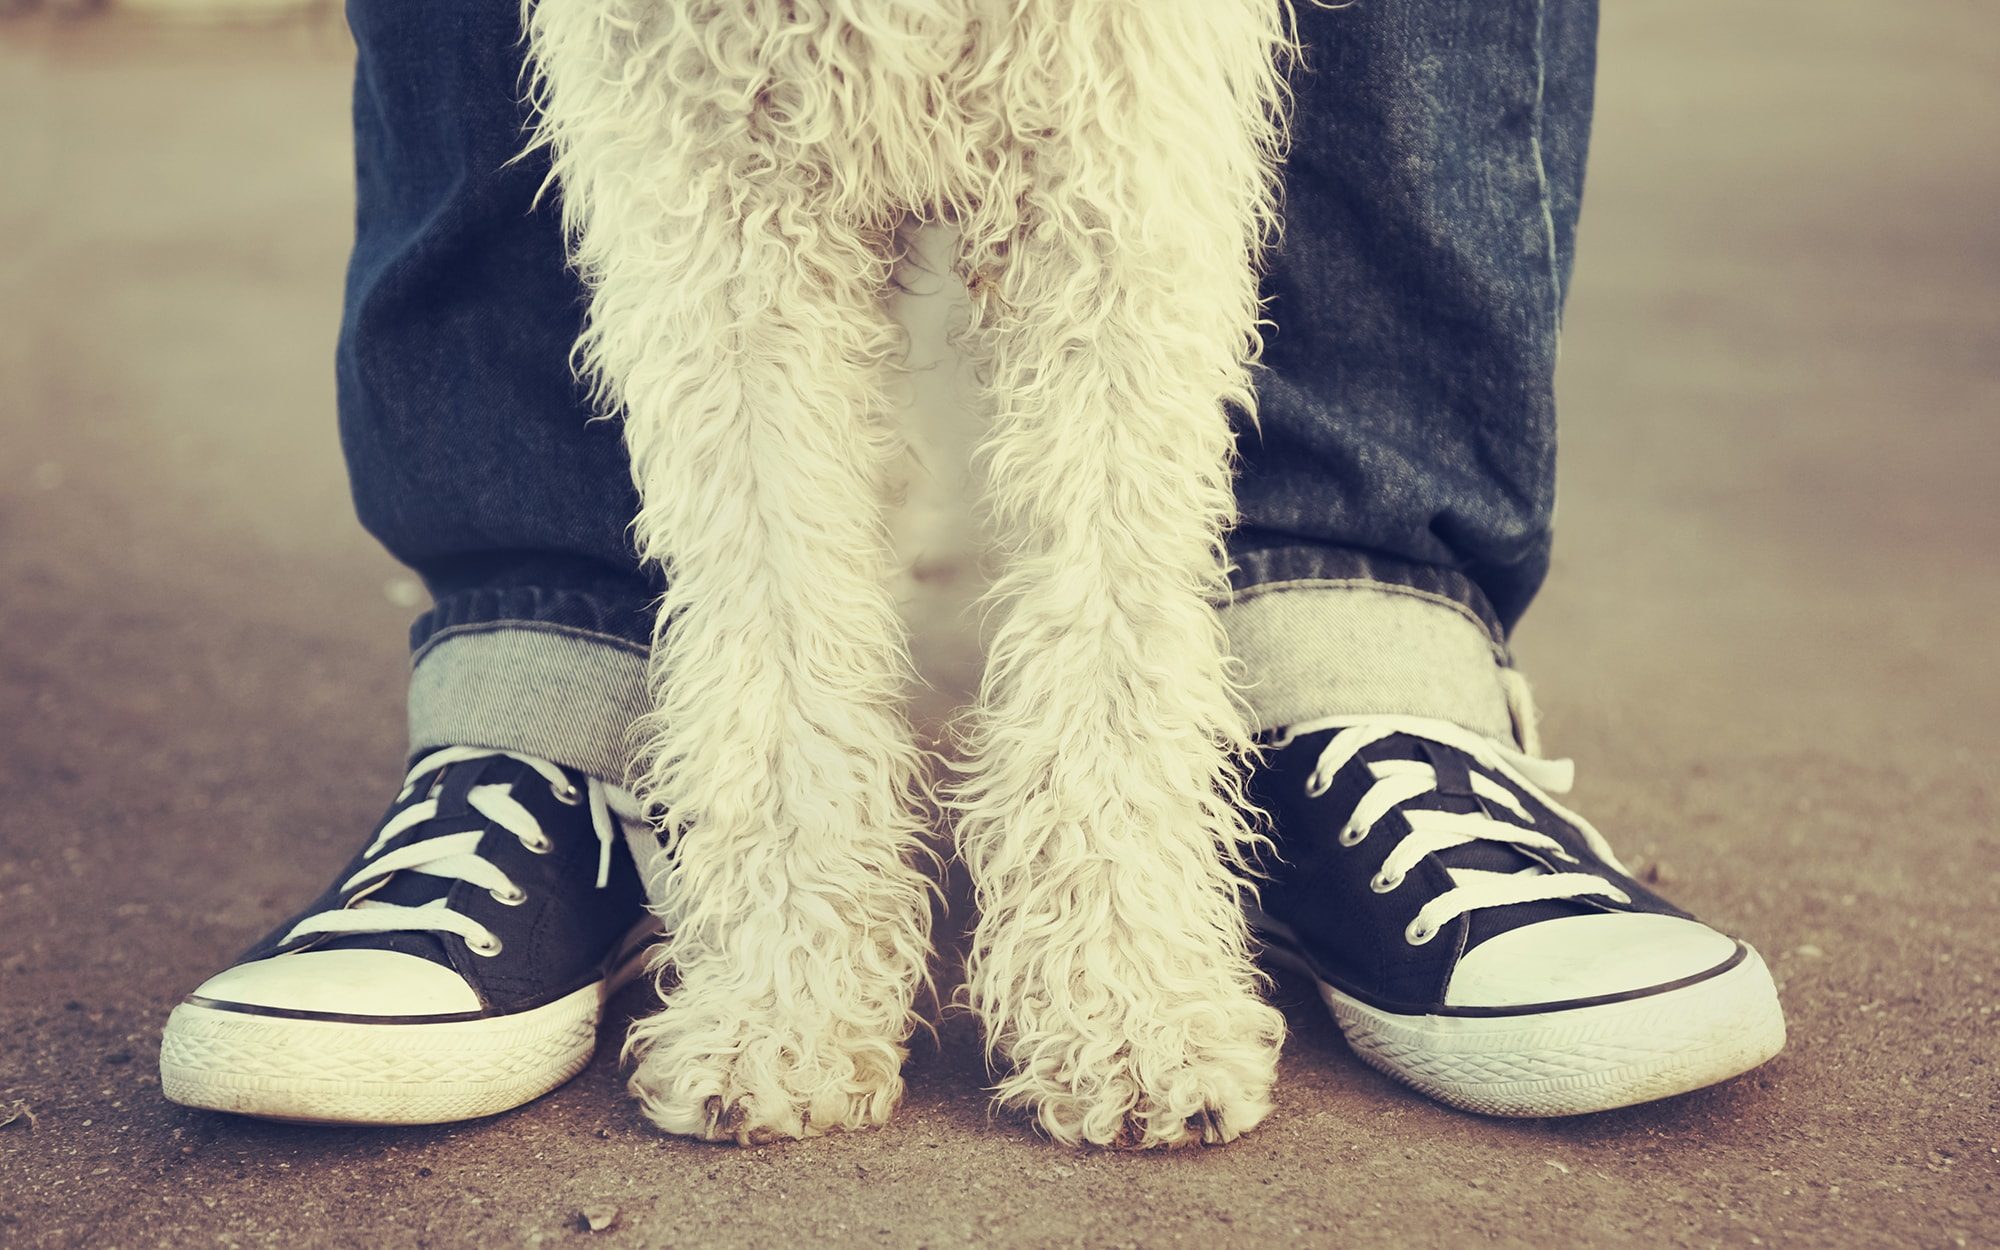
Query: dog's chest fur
637 0 1252 218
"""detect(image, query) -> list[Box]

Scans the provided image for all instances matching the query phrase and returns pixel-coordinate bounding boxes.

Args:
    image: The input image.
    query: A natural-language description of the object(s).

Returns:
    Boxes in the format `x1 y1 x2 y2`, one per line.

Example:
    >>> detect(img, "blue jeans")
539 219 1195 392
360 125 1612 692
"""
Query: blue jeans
336 0 1596 780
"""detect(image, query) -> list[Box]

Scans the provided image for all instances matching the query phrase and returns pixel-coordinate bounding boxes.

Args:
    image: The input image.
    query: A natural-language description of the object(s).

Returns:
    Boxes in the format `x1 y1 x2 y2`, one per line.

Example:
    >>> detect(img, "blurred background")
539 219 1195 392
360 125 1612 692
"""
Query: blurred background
2 3 1995 1248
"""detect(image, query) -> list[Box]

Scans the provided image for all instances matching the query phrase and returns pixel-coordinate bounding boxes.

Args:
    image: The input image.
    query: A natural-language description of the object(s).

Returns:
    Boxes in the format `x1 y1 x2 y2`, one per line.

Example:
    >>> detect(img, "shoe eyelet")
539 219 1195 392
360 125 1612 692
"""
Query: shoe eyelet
1303 775 1331 799
1404 920 1436 946
1338 826 1366 848
490 885 527 906
1369 872 1402 894
467 934 504 957
553 782 584 807
523 834 554 855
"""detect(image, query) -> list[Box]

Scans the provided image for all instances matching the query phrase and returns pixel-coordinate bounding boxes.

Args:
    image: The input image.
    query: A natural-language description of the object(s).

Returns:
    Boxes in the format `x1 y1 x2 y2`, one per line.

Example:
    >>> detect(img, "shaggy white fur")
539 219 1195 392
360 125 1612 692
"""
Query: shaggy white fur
521 0 1320 1149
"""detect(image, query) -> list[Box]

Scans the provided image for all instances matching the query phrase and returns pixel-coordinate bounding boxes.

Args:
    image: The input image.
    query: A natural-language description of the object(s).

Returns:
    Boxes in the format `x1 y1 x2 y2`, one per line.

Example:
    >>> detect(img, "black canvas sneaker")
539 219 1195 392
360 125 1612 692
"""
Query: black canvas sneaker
1246 713 1785 1117
160 747 662 1125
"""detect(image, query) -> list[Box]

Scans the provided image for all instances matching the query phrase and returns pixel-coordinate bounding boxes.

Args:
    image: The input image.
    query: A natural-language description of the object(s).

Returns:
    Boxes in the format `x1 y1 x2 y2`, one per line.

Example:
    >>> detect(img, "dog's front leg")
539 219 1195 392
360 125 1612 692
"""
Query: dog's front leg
944 4 1304 1149
523 1 937 1144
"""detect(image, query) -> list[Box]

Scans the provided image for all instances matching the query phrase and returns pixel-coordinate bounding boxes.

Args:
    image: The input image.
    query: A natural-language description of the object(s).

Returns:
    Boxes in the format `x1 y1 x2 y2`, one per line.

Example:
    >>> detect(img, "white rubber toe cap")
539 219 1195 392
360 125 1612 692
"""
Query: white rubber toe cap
1445 912 1741 1009
190 949 483 1017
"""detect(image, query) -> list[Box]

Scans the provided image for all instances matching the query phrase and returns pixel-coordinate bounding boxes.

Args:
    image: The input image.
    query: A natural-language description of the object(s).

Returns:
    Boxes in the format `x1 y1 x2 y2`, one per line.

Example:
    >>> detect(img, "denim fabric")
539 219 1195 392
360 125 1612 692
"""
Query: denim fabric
1214 547 1520 740
1228 0 1598 637
335 0 661 655
334 0 1596 762
408 627 651 784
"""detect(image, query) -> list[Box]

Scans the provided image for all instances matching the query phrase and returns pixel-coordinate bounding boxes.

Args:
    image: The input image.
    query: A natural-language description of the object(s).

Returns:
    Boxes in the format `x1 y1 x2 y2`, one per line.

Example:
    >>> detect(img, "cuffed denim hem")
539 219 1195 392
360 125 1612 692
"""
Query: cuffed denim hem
411 581 655 654
1215 545 1529 748
408 624 651 784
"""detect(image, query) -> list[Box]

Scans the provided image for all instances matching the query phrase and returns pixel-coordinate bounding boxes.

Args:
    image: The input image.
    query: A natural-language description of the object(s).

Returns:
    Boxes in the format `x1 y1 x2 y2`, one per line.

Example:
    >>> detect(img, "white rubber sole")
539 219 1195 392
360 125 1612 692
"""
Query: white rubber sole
1264 942 1787 1117
160 927 659 1125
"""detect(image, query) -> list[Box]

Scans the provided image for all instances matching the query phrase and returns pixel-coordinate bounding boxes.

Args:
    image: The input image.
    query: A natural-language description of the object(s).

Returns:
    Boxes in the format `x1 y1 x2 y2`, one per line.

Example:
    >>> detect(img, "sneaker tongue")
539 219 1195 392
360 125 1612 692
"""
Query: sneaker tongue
1402 740 1535 875
1387 738 1600 946
314 756 530 964
430 752 512 815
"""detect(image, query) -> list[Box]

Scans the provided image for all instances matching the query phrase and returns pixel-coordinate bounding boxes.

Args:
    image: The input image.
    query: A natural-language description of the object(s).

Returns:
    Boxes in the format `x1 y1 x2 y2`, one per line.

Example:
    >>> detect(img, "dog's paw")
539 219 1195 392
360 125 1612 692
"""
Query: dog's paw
624 977 909 1145
990 981 1284 1150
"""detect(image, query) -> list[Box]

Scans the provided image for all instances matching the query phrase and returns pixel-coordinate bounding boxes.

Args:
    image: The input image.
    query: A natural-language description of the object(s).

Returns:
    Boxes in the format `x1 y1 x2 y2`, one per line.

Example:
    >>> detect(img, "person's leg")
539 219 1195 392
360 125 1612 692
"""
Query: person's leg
1222 0 1597 744
1221 0 1786 1116
336 0 658 779
159 0 659 1125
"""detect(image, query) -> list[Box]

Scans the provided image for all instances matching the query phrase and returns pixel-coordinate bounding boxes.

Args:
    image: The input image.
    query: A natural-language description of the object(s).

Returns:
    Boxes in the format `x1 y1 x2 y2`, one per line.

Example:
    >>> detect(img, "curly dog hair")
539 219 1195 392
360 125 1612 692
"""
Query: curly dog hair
521 0 1322 1149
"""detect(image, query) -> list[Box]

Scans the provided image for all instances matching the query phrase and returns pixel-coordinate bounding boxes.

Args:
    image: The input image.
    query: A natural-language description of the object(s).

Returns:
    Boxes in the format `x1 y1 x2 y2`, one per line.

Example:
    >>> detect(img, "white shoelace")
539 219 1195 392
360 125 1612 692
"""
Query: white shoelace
1266 714 1633 948
281 747 645 958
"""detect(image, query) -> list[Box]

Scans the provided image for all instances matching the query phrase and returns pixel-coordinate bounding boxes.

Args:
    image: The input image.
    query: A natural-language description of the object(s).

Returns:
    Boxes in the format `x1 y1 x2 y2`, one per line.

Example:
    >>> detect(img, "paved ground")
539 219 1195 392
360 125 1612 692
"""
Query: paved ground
3 6 1996 1248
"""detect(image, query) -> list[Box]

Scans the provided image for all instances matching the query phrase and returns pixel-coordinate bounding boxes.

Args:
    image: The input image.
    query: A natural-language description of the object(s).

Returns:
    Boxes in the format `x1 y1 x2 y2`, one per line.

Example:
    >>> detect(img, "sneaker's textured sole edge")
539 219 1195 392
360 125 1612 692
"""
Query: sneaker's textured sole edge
1274 945 1787 1117
160 980 608 1125
160 924 661 1126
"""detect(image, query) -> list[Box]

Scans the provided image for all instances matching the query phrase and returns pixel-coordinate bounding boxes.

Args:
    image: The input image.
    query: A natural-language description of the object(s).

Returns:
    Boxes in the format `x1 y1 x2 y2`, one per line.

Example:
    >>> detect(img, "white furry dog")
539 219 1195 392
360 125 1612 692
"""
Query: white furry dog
521 0 1314 1149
